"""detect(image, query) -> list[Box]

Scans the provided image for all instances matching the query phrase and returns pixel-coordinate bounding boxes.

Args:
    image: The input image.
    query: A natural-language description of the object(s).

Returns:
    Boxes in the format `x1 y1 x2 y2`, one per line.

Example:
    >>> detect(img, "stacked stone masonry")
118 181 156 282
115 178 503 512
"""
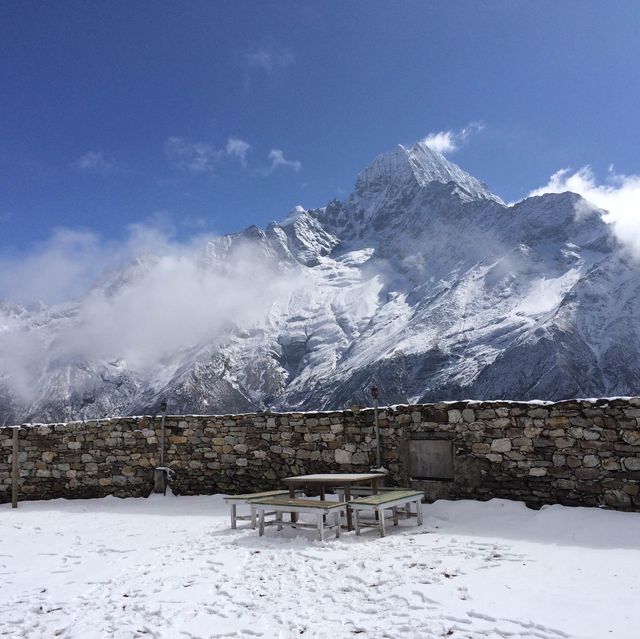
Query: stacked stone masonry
2 397 640 511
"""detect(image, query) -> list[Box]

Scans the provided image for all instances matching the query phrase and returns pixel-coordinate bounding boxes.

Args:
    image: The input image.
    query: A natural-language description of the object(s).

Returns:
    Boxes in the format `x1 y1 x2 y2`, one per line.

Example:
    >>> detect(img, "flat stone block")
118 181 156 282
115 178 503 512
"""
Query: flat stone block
491 438 511 453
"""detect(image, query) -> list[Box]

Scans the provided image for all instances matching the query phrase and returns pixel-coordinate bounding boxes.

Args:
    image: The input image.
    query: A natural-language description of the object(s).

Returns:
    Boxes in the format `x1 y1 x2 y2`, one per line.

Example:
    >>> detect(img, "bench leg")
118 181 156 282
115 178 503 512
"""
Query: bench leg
317 512 325 542
392 506 399 526
230 503 237 530
354 508 361 536
335 511 341 538
289 486 299 524
379 507 386 538
416 499 423 525
276 510 283 531
259 509 265 536
344 486 353 531
251 505 257 529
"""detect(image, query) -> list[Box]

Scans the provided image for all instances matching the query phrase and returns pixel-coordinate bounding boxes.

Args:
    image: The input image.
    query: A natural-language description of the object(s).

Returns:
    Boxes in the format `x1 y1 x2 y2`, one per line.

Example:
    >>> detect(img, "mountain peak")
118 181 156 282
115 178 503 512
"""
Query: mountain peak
355 138 501 203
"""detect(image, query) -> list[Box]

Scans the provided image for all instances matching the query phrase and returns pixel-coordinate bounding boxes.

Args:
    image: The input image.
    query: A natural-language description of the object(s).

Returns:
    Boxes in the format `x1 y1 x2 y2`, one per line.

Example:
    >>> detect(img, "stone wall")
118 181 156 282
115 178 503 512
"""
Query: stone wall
2 397 640 510
401 398 640 510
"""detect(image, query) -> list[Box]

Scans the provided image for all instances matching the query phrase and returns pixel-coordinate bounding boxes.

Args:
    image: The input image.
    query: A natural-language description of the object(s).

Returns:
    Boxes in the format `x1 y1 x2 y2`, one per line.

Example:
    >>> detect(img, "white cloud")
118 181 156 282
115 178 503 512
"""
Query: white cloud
225 137 251 166
166 136 252 173
166 136 299 177
527 166 640 257
62 243 300 373
0 221 307 401
422 131 458 154
165 137 222 173
422 122 485 155
0 218 183 306
267 149 302 174
245 46 294 73
0 229 103 304
72 150 115 174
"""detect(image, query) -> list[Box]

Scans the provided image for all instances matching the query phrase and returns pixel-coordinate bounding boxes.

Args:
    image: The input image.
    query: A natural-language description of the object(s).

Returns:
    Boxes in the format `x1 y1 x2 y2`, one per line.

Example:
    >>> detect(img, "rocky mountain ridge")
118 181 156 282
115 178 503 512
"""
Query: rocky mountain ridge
1 140 639 424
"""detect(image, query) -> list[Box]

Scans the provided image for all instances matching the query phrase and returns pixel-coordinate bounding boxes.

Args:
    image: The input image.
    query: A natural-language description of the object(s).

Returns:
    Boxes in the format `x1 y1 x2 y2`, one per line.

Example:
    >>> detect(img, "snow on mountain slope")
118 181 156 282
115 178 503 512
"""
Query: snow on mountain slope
0 140 637 424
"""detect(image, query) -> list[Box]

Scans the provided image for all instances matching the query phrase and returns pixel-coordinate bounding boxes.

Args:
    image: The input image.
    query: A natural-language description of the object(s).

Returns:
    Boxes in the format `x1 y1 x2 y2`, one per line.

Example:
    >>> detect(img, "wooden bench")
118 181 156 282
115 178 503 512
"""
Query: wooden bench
336 486 417 518
349 490 424 537
224 490 294 529
251 497 346 541
336 485 402 498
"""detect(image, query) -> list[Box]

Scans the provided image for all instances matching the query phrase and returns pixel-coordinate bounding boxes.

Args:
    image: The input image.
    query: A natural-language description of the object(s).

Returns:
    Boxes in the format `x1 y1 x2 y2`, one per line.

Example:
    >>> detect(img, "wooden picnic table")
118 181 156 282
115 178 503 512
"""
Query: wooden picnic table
282 473 384 531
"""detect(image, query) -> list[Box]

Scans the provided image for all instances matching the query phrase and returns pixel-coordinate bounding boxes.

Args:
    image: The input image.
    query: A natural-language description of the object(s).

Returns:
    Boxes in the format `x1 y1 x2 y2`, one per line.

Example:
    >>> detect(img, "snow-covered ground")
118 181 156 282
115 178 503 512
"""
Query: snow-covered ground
0 495 638 639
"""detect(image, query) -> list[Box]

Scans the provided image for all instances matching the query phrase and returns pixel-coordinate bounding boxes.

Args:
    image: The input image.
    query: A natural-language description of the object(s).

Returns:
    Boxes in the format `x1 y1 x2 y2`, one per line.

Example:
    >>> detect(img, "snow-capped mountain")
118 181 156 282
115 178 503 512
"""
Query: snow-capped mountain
2 140 639 424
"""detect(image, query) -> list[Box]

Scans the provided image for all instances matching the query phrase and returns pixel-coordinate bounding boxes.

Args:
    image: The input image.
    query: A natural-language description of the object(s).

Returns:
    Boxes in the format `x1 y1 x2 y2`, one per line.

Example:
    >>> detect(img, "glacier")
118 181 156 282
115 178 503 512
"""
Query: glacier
1 140 639 424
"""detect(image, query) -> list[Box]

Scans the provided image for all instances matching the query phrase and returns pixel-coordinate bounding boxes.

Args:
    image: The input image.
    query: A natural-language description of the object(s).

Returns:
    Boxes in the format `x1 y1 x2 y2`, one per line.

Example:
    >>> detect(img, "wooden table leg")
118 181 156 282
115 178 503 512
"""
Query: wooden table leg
344 486 353 531
289 485 298 524
320 485 327 524
372 478 379 521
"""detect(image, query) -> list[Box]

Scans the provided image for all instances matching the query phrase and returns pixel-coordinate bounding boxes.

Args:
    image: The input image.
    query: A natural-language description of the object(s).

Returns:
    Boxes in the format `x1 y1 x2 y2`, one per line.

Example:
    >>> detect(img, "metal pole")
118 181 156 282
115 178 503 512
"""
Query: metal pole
159 399 167 468
153 400 169 494
11 427 19 508
371 386 381 469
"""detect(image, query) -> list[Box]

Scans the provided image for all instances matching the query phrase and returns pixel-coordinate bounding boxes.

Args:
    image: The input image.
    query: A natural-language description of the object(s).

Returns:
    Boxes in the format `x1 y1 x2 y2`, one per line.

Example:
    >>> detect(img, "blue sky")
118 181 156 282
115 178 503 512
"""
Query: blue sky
2 1 640 251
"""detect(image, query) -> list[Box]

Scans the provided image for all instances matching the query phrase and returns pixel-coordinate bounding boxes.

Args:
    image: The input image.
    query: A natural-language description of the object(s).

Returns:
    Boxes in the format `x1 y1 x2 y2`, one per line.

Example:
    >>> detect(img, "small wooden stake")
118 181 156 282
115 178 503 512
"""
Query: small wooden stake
11 427 19 509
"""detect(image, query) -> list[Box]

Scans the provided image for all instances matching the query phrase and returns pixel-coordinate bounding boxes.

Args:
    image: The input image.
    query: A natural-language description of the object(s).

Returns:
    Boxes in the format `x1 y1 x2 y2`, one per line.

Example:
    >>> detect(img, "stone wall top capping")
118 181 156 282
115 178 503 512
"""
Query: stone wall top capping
0 396 638 431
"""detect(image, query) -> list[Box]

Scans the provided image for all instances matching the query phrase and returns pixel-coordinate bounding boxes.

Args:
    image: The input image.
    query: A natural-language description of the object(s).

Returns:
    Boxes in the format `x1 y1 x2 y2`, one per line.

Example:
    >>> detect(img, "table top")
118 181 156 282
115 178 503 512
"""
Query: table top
282 473 383 486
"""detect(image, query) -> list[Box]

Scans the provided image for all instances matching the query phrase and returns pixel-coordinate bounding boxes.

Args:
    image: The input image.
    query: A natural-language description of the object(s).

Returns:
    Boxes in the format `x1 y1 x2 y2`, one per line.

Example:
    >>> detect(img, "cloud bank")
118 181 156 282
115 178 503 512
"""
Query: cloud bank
0 222 305 402
0 221 182 305
528 166 640 256
0 229 104 304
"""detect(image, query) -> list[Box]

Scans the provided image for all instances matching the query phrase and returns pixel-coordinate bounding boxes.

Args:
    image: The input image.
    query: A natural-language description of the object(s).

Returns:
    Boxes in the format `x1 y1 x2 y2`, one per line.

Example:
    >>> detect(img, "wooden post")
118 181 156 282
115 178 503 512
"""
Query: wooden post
11 427 19 509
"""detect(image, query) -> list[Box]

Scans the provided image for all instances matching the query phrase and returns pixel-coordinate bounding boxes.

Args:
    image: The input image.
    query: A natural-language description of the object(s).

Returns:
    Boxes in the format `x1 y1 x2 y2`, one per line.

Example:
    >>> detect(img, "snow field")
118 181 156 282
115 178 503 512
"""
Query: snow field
0 495 638 638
